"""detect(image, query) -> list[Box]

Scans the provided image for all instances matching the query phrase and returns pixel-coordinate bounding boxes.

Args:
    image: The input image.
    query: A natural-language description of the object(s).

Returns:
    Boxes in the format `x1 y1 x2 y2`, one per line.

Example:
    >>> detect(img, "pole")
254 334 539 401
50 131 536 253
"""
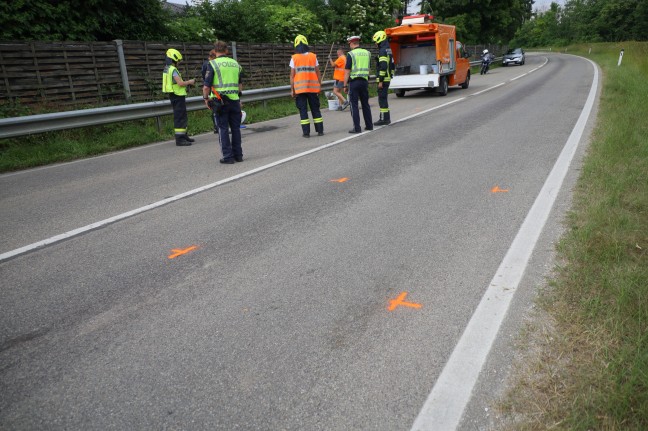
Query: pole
618 49 624 66
320 42 336 83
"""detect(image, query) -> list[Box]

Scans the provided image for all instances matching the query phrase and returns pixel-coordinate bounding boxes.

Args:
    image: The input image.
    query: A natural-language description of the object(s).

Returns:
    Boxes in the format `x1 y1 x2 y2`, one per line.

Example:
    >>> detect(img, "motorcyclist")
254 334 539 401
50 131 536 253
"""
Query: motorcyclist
480 49 495 74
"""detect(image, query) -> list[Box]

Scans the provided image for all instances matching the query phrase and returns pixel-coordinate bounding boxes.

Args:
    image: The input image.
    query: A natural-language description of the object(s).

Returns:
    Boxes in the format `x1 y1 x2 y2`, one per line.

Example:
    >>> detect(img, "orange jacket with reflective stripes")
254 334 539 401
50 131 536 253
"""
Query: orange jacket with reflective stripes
292 52 320 94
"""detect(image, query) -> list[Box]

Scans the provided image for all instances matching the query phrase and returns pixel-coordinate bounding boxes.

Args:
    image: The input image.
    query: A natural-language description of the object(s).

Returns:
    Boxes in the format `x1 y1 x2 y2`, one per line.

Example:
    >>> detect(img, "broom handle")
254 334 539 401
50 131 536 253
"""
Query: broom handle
320 42 336 83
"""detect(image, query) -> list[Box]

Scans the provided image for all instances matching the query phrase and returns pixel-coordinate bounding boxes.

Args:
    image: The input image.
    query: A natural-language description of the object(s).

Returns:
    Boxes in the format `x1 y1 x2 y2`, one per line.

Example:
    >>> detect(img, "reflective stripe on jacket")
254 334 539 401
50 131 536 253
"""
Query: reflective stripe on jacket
349 48 371 80
376 43 394 83
162 65 187 96
209 57 242 100
292 52 320 94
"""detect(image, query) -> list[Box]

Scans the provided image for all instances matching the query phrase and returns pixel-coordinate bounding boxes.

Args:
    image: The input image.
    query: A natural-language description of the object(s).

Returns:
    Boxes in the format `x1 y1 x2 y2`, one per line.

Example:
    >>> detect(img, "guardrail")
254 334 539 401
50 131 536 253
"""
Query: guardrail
0 81 335 139
0 60 490 140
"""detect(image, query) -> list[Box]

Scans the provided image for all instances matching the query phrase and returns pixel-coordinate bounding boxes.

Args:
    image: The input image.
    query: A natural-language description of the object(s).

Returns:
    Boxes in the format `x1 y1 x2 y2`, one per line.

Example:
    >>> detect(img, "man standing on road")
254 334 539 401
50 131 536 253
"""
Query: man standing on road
328 48 349 110
162 48 196 146
372 30 394 126
290 34 324 138
343 36 373 134
201 49 219 134
203 41 244 164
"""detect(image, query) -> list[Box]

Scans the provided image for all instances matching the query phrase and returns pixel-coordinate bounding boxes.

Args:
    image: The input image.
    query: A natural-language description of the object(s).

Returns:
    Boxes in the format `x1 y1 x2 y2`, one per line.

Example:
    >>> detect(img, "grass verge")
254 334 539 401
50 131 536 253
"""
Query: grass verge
498 42 648 430
0 88 377 173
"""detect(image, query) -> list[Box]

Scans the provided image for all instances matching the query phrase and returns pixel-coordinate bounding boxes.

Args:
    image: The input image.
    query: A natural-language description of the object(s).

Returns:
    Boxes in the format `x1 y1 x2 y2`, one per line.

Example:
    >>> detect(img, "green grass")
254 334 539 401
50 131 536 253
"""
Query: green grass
0 88 377 173
498 42 648 430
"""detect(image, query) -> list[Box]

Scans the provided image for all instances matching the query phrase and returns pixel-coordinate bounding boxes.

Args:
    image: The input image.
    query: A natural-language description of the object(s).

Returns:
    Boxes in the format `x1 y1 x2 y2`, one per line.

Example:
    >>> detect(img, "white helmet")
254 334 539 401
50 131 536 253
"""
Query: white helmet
483 49 489 54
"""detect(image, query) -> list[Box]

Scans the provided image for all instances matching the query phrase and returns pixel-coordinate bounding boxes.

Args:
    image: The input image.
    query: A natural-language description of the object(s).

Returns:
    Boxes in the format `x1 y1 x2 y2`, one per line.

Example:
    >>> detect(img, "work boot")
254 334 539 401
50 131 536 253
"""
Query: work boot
301 123 311 138
314 122 324 136
175 135 192 146
374 112 391 126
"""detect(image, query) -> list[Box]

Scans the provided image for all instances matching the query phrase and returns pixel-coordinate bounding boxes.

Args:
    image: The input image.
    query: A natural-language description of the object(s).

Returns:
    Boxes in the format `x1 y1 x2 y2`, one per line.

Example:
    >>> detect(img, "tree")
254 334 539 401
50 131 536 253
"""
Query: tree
418 0 533 43
0 0 171 41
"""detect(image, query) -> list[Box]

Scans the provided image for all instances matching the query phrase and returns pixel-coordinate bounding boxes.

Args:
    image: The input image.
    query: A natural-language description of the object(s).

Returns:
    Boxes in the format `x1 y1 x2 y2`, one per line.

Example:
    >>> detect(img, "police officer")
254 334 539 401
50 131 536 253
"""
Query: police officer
202 41 244 164
343 36 373 134
162 48 196 146
290 34 324 138
372 30 394 126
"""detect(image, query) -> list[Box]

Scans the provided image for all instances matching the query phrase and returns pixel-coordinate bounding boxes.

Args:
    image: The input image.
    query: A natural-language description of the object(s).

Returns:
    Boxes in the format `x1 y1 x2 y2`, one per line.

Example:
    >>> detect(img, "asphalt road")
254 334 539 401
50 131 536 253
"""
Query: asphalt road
0 53 599 430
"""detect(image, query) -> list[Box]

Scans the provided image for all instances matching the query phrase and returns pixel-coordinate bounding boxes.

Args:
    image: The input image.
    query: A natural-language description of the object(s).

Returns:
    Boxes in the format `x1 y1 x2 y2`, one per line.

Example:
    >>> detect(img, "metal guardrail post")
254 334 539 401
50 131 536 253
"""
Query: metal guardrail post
114 39 132 102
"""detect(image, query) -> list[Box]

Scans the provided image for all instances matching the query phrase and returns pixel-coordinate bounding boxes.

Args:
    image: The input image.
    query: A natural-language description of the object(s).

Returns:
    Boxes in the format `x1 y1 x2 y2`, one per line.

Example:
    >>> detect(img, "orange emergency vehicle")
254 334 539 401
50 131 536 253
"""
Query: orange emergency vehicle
385 15 471 97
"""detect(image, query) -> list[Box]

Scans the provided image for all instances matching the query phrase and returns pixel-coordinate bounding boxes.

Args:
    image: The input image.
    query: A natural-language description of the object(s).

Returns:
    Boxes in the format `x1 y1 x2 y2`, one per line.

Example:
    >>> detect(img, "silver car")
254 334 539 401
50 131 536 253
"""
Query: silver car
502 48 525 66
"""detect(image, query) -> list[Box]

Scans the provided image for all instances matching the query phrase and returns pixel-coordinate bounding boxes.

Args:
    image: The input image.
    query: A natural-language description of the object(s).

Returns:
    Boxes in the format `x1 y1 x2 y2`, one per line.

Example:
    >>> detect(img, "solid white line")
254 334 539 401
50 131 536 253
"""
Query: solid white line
1 57 549 262
410 57 599 431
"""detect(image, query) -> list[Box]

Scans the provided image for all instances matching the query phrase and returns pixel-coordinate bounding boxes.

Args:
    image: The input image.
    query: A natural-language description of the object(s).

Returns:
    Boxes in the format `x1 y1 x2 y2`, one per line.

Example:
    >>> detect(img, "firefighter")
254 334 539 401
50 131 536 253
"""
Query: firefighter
290 34 324 138
202 41 244 164
372 30 394 126
162 48 196 146
343 35 373 134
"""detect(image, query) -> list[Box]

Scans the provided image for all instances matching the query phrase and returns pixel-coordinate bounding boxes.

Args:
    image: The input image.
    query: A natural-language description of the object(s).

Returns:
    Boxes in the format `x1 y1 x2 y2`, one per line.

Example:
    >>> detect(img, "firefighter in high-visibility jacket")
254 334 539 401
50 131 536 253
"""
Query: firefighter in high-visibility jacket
290 35 324 138
162 48 196 146
372 31 395 126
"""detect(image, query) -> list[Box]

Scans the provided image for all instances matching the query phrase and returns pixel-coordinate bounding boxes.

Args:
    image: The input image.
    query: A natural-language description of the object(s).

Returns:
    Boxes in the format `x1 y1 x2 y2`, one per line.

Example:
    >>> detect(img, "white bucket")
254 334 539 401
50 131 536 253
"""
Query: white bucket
431 64 438 73
328 99 339 111
419 64 429 75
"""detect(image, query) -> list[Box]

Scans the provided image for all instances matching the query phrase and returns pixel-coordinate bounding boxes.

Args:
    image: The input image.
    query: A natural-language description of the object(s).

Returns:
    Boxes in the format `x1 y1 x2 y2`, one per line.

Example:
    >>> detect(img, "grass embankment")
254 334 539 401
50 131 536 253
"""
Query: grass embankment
0 95 301 172
499 42 648 430
0 86 377 173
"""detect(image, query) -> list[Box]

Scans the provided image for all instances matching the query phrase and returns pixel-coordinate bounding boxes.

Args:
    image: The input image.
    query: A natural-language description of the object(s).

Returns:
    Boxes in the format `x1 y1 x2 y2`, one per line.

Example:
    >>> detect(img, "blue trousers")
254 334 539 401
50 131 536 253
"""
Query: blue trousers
216 100 242 161
349 79 372 131
295 92 323 135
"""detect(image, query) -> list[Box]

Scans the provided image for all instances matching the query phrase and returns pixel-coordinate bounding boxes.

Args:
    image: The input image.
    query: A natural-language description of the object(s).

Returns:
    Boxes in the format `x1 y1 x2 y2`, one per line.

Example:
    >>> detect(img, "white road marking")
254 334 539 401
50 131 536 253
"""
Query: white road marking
0 58 549 262
410 57 599 431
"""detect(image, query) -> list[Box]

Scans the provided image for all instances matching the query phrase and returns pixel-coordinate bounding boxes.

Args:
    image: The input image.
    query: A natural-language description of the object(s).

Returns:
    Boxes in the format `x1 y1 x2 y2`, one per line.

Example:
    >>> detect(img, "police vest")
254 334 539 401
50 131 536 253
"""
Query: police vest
209 57 242 100
349 48 371 80
162 65 186 96
292 52 321 94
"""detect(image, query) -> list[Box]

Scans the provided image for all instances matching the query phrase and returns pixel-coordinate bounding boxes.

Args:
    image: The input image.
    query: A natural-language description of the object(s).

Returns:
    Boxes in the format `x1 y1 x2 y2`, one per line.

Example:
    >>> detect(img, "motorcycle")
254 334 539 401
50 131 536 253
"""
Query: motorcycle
480 55 493 75
479 54 495 75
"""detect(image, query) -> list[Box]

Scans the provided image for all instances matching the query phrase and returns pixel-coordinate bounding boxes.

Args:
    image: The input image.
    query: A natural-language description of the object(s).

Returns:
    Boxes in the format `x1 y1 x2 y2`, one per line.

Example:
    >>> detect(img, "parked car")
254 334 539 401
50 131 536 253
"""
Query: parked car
502 48 525 66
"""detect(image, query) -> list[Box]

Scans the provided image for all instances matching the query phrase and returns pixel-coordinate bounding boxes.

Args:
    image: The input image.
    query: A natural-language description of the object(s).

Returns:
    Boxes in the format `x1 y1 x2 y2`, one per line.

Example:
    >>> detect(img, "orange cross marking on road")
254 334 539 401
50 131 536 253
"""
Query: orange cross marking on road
388 292 422 311
168 245 198 259
330 177 349 183
491 185 510 193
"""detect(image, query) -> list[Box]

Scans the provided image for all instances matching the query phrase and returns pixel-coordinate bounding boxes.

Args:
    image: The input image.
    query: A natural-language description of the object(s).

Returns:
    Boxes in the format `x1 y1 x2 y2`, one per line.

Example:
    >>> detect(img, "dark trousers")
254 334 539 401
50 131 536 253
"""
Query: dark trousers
295 92 323 135
169 94 188 136
378 81 390 117
216 100 242 161
349 79 372 131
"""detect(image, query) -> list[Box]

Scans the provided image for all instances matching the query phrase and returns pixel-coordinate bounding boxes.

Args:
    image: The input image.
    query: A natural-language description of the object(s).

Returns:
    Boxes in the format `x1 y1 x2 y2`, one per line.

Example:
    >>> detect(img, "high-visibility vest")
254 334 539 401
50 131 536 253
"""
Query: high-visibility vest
162 65 187 96
349 48 371 80
209 56 242 100
292 52 320 94
333 55 346 81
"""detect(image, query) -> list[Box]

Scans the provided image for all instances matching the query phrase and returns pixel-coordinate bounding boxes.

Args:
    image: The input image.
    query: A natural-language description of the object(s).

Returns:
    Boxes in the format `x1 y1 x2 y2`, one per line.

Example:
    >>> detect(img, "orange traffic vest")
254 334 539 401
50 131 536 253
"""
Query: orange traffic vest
292 52 320 94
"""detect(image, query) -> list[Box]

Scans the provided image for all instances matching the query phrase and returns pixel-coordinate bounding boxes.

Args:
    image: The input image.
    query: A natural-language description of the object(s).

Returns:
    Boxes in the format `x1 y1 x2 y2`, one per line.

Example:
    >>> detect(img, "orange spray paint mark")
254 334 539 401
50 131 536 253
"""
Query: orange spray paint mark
388 292 422 311
330 177 349 183
491 185 510 193
168 245 198 259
